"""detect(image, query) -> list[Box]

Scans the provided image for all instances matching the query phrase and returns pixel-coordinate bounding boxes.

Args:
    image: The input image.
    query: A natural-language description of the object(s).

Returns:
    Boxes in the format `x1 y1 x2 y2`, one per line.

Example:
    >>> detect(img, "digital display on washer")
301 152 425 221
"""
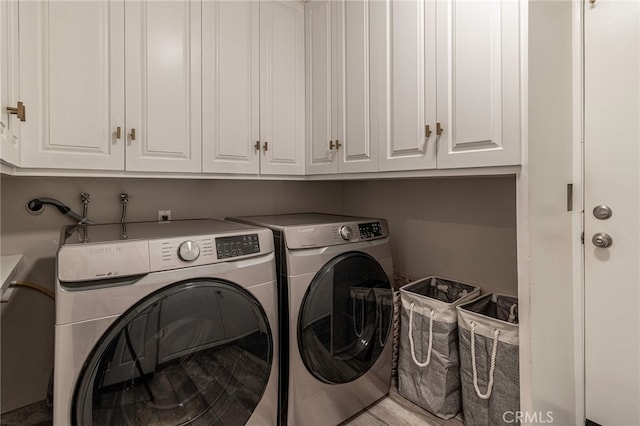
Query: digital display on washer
216 234 260 259
358 222 383 239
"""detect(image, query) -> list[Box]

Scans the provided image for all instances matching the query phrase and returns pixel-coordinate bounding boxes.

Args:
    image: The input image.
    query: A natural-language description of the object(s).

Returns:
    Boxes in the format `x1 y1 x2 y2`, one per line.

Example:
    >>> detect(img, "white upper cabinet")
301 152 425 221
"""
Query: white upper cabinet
5 0 519 177
306 0 336 174
337 0 378 173
125 0 202 173
378 0 437 171
0 0 21 167
15 0 201 172
259 0 305 175
379 0 521 172
202 0 260 174
435 0 521 168
18 0 125 170
306 0 378 175
203 0 305 176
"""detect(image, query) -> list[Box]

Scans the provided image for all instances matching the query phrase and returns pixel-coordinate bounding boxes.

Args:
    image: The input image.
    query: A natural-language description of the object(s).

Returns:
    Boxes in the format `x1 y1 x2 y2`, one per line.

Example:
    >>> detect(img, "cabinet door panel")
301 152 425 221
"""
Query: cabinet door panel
379 0 436 171
306 0 336 175
19 0 125 170
338 0 377 173
436 0 520 168
202 0 260 174
0 0 20 166
260 0 305 175
126 0 201 172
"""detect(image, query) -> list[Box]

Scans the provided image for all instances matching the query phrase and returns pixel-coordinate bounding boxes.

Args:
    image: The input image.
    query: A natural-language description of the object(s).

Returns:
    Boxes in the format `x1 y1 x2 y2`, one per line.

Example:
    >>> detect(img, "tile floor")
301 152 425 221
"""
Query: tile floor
342 386 464 426
1 386 464 426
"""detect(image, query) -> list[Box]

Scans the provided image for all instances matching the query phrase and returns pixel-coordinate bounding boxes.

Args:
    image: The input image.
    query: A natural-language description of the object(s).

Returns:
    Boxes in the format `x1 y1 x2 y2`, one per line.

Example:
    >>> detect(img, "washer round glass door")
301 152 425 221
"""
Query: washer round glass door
73 279 273 425
298 252 393 384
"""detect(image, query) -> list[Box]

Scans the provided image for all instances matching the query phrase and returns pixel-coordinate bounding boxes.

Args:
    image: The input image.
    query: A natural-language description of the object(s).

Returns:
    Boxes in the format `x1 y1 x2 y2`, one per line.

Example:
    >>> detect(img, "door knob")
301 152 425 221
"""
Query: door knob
592 233 613 248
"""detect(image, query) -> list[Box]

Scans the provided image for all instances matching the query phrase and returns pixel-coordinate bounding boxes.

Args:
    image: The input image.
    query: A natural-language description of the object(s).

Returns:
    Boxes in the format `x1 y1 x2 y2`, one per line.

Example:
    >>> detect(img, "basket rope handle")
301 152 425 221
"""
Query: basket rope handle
508 303 518 323
470 321 500 400
408 302 434 367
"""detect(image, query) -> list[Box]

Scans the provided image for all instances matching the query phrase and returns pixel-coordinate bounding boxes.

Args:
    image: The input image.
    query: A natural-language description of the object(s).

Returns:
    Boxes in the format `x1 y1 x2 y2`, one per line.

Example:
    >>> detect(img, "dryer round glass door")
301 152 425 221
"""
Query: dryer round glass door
72 279 273 425
298 252 393 384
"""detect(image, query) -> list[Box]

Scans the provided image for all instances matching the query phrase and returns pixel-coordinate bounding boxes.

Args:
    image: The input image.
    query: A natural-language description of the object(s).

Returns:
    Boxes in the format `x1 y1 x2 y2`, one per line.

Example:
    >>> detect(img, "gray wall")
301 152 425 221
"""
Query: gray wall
0 174 518 413
341 176 518 295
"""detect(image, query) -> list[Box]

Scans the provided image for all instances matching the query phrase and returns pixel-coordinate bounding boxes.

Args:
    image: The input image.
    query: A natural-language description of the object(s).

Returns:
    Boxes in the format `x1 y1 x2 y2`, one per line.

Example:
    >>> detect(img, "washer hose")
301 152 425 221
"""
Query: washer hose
9 281 55 300
27 198 96 224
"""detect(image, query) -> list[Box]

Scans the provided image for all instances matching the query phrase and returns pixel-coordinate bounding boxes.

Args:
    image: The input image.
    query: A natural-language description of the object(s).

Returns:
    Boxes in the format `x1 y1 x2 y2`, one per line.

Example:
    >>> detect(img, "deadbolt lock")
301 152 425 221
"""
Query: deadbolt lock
593 205 612 220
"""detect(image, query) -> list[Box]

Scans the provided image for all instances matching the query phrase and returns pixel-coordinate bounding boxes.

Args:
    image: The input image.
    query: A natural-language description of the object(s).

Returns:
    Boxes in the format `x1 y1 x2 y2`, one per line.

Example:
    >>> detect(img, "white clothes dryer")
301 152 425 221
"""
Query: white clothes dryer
227 214 394 426
54 219 278 425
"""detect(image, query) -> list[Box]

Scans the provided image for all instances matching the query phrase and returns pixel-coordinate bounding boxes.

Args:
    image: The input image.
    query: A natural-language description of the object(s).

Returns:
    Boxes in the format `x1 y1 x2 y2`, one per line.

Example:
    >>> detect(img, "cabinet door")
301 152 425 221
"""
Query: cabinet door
336 0 378 173
18 0 125 170
125 0 202 173
0 0 20 166
202 0 260 174
305 0 337 175
260 0 305 175
435 0 521 168
378 0 436 171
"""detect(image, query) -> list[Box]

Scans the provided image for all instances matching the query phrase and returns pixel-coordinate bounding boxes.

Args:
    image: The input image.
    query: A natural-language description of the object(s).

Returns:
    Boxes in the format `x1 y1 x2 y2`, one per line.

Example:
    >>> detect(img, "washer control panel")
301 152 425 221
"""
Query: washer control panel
216 234 260 259
148 232 265 272
58 221 275 282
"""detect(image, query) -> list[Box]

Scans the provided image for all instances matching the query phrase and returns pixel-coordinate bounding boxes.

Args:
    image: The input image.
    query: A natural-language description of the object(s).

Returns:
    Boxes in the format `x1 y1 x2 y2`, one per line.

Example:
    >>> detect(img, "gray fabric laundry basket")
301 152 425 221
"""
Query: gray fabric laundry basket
398 277 480 419
457 293 519 426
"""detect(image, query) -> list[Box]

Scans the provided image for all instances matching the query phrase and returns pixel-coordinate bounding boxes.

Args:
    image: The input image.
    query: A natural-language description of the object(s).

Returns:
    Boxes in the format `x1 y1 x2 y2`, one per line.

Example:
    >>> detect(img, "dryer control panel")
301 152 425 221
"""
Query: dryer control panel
358 222 383 239
284 219 389 249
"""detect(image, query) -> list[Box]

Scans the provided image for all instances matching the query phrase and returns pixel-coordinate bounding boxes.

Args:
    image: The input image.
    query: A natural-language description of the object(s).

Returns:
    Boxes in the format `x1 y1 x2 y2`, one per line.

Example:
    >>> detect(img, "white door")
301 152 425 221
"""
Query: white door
435 0 520 169
259 0 305 175
0 0 20 166
202 0 260 174
584 2 640 425
125 0 202 173
18 0 125 170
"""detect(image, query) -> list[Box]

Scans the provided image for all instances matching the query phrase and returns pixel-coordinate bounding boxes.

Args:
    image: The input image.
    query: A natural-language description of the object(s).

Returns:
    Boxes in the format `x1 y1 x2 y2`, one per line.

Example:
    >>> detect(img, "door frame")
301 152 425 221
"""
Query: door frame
572 0 585 423
515 0 586 422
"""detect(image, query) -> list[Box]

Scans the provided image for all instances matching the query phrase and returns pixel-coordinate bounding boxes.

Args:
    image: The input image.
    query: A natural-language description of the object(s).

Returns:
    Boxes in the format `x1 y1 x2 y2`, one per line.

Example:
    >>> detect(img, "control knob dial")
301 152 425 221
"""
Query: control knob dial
178 240 200 262
339 225 353 241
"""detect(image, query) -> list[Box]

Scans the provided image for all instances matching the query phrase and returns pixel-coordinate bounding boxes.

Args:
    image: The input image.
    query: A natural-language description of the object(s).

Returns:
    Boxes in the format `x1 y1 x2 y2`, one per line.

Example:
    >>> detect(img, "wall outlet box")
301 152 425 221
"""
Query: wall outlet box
158 210 172 222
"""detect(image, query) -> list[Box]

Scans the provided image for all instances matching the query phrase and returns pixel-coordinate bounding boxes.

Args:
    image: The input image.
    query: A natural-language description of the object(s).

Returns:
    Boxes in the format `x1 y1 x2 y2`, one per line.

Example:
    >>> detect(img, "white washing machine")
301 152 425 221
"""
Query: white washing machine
227 214 394 426
54 219 278 425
